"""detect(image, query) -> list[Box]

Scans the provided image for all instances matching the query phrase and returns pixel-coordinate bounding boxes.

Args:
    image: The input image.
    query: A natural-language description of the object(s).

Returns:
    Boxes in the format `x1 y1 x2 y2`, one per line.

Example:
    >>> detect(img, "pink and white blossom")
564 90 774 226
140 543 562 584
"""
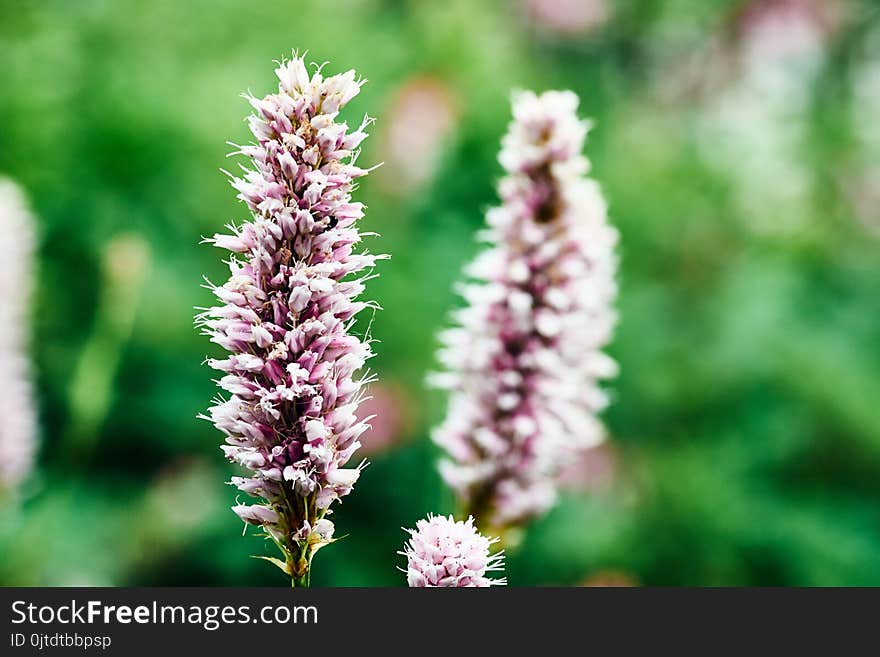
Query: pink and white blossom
402 514 505 587
198 54 383 584
432 90 618 531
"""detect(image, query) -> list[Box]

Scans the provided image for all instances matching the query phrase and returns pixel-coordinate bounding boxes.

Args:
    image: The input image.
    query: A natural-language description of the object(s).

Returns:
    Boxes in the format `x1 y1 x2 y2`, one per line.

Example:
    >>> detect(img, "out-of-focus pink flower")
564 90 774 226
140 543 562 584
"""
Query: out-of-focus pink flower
734 0 842 65
557 442 616 493
848 27 880 237
843 168 880 238
0 178 36 494
432 91 618 531
524 0 610 36
402 514 506 587
357 381 416 456
694 0 847 236
378 76 458 194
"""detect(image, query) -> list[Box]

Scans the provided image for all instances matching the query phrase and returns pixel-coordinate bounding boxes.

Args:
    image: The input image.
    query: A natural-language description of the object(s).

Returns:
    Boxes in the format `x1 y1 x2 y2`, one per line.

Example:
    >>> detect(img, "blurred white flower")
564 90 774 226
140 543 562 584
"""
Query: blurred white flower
736 0 837 65
0 178 37 493
697 0 843 235
848 25 880 236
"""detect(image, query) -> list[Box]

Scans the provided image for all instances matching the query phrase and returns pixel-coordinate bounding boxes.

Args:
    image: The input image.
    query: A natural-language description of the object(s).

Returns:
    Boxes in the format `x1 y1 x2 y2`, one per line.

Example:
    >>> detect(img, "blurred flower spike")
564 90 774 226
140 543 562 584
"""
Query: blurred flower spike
0 178 37 495
431 90 618 536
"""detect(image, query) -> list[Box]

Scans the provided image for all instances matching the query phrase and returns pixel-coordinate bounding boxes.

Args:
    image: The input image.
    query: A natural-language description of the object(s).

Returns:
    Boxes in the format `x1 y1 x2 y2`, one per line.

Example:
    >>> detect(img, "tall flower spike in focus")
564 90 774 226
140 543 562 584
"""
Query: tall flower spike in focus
198 54 383 586
402 514 506 587
431 90 618 538
0 178 37 495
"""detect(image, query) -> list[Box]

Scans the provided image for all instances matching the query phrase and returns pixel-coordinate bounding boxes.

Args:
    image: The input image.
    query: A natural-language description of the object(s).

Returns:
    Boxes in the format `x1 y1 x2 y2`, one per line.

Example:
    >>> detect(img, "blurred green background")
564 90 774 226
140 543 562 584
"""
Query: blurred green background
1 0 879 586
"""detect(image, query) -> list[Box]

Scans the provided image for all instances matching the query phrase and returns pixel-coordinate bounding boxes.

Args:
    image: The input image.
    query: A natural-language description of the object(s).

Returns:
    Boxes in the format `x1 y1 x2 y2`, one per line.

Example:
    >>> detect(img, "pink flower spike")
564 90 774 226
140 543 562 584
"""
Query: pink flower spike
431 90 618 531
199 53 383 585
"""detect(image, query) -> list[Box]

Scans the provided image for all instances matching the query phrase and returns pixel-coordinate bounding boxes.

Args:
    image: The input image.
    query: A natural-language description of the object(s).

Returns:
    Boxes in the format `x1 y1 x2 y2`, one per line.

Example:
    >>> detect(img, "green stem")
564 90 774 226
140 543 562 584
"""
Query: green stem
288 548 312 587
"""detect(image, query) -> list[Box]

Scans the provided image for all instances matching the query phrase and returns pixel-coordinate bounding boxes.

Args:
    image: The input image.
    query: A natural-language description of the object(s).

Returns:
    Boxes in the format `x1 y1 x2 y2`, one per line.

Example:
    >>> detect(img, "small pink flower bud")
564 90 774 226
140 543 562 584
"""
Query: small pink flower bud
401 515 505 587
